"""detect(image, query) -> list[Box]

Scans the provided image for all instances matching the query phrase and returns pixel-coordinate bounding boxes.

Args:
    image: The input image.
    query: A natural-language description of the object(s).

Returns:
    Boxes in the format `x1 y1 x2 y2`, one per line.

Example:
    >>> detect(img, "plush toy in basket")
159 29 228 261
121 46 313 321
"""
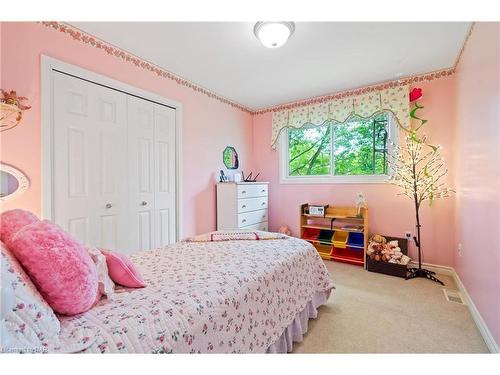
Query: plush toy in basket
367 234 411 265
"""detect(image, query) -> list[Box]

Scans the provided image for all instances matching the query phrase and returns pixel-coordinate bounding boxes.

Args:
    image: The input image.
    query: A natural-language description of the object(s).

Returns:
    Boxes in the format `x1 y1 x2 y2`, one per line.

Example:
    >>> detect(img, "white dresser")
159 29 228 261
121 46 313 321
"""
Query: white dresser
216 182 269 231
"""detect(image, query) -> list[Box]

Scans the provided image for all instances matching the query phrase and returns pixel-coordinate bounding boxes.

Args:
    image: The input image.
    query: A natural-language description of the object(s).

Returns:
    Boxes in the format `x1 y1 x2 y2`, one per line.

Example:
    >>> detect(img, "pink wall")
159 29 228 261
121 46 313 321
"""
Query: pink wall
253 77 457 266
453 23 500 346
0 22 254 237
1 20 498 347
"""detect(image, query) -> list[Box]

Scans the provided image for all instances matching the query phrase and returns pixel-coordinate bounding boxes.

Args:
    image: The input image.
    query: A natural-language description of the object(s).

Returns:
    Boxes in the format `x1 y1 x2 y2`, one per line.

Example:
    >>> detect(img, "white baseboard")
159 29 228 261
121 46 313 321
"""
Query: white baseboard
452 271 500 353
411 261 499 353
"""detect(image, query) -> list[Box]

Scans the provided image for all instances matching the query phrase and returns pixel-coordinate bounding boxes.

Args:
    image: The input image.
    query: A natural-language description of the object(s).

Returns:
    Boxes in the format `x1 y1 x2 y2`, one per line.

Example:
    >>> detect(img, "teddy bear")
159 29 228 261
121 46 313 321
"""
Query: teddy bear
367 235 411 265
371 234 387 244
367 236 386 260
278 226 291 236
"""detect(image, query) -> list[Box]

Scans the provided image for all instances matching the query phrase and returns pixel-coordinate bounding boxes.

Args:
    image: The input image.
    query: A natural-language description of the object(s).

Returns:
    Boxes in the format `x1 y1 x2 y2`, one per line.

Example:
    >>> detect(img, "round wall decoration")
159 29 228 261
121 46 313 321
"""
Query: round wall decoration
0 163 30 201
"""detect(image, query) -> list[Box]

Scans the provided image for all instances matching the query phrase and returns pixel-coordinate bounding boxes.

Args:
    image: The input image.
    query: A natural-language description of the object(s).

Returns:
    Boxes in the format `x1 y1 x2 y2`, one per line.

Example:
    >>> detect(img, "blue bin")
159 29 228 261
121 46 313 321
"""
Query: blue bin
347 232 364 248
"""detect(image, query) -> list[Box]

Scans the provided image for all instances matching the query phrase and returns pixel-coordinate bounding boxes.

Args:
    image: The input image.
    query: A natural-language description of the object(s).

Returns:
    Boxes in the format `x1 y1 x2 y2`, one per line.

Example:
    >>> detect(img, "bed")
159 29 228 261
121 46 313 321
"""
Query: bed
55 233 334 353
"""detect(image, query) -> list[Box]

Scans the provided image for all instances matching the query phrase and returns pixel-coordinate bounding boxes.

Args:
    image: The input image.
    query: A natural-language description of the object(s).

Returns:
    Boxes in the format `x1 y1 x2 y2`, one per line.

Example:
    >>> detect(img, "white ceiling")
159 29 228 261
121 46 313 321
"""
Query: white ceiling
70 22 471 110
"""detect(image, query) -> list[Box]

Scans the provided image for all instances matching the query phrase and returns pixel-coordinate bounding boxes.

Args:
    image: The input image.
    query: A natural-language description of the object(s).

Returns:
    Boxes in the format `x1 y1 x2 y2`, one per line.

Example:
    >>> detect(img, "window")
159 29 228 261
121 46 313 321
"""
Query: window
280 112 396 183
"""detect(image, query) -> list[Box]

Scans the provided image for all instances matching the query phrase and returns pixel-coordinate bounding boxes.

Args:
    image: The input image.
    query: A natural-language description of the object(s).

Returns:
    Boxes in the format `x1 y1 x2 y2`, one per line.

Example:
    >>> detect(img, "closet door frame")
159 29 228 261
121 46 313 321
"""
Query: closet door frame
41 55 184 241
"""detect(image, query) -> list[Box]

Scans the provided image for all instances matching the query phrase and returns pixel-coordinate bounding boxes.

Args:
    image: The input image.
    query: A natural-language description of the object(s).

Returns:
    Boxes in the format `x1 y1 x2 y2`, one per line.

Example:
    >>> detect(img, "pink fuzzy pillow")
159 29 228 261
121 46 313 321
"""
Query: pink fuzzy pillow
8 220 98 315
0 209 40 246
99 249 146 288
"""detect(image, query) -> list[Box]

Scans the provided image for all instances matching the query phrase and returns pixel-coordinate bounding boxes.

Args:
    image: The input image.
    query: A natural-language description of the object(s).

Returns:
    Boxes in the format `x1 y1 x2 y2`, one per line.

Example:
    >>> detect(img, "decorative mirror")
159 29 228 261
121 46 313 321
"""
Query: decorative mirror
0 163 30 201
223 146 239 170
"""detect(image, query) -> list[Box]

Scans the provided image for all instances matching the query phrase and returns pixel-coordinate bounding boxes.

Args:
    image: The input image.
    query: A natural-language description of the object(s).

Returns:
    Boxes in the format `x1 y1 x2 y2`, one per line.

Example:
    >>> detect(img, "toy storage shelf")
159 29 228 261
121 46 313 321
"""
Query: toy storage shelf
301 224 364 233
300 203 369 268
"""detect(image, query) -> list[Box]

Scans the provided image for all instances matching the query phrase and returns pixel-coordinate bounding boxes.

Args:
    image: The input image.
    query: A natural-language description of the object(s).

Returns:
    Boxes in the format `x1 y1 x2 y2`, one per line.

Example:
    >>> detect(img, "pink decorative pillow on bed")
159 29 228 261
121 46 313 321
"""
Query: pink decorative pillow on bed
8 220 98 315
0 209 40 246
99 249 146 288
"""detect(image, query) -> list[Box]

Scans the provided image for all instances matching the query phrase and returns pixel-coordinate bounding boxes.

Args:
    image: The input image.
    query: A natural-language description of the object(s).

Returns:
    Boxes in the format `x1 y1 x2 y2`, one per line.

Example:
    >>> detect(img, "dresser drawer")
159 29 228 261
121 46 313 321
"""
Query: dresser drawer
237 184 268 199
237 209 268 227
241 221 268 231
238 196 268 213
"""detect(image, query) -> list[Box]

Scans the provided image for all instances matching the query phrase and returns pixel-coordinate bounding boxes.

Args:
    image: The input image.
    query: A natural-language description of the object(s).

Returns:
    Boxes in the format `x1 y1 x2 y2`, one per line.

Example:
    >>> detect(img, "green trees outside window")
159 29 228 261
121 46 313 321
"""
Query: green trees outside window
288 113 389 177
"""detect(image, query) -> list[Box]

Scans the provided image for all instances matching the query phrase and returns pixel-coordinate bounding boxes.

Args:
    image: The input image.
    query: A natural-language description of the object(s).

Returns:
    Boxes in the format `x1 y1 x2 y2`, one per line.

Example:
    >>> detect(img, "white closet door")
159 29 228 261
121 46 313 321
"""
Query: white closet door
53 72 128 251
127 96 156 252
94 83 129 251
154 103 177 247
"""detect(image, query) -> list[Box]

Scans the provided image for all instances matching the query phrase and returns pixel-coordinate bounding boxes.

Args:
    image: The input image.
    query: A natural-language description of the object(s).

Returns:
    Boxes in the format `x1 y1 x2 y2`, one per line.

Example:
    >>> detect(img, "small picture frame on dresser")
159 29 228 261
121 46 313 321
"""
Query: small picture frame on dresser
219 170 229 182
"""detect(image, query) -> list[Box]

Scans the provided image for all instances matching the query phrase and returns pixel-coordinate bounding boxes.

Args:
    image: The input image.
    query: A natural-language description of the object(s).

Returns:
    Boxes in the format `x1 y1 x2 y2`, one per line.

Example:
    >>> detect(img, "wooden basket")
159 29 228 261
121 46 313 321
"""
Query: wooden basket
366 236 409 278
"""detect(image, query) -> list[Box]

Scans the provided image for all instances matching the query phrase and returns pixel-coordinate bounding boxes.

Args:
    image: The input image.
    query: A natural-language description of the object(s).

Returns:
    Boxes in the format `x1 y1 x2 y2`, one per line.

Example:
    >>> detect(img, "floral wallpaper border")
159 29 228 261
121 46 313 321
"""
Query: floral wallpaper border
39 21 254 114
453 22 475 69
39 22 474 116
253 68 455 115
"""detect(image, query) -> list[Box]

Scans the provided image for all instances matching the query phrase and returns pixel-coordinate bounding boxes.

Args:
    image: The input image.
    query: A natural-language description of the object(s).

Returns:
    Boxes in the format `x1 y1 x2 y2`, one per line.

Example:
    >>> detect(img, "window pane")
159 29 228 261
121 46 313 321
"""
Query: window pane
288 125 331 176
333 114 388 176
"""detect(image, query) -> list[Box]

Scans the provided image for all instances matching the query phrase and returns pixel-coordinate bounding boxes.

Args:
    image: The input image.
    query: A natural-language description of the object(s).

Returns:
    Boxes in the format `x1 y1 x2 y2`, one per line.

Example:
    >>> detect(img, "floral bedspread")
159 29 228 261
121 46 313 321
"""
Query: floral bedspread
59 236 334 353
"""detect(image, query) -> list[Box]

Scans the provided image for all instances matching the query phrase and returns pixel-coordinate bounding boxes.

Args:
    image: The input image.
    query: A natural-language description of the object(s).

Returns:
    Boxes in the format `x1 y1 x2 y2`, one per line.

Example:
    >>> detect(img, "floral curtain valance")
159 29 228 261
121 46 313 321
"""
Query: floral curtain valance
271 85 410 148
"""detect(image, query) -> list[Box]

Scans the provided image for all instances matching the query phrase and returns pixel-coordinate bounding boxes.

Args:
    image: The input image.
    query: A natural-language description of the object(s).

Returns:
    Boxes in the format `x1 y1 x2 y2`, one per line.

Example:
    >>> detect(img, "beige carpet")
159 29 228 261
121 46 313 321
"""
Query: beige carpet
293 260 489 353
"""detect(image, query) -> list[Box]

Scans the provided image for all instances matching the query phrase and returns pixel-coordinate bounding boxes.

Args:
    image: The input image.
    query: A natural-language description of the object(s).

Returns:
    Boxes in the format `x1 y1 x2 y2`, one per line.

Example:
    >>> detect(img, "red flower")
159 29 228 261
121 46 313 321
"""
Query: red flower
410 87 423 102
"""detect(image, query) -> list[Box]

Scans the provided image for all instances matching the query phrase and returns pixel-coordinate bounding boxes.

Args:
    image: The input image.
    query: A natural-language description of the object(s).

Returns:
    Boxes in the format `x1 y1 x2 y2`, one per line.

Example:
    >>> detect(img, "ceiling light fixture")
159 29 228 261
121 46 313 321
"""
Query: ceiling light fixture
254 22 295 49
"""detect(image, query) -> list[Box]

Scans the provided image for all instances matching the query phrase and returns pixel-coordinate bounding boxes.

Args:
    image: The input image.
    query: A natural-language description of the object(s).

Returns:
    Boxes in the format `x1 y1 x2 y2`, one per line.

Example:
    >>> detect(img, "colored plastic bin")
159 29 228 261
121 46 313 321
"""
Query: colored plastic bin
302 228 320 241
347 232 364 248
332 230 348 248
318 229 333 245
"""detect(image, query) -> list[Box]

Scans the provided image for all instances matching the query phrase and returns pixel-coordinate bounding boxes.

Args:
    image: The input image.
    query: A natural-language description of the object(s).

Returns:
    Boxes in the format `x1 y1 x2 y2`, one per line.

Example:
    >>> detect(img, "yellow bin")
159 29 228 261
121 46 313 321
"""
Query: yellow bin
332 230 349 248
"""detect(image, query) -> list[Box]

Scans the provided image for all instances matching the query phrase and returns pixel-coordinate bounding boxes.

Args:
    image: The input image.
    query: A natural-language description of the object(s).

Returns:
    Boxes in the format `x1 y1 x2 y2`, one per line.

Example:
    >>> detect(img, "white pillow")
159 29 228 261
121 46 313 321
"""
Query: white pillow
87 247 115 300
1 241 61 353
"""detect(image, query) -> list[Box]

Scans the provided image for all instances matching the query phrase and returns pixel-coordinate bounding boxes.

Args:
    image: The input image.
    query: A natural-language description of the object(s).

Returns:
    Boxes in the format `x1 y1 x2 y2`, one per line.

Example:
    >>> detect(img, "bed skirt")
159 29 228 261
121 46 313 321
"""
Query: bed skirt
266 289 332 353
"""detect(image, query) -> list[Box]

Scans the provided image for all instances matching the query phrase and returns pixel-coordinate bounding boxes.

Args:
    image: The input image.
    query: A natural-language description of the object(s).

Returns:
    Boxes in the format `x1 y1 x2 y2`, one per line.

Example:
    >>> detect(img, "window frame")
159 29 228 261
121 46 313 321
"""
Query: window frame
279 113 398 184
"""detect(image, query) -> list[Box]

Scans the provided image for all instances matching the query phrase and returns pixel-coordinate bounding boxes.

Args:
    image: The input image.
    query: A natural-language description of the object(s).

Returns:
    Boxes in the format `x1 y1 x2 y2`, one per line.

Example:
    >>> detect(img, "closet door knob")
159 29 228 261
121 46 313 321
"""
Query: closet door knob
105 203 112 209
141 201 148 206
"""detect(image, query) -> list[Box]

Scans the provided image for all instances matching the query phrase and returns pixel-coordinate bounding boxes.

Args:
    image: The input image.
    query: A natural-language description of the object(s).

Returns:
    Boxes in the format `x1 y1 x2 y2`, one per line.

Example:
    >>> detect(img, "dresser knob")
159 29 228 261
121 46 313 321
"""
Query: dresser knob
141 201 148 206
242 219 247 223
105 203 112 209
242 190 246 194
261 189 265 193
261 202 266 205
242 205 247 208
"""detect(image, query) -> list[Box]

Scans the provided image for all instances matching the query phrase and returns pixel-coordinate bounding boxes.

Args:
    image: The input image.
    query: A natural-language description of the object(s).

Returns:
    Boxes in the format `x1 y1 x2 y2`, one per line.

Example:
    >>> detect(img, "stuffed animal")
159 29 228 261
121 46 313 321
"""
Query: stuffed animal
399 255 411 265
370 234 387 244
278 226 291 236
367 235 410 265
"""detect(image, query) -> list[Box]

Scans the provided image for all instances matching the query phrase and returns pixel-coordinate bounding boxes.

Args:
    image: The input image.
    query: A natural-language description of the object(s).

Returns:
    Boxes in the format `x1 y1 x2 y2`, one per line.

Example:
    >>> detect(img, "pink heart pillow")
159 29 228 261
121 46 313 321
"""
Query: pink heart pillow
0 209 40 246
99 249 146 288
9 220 98 315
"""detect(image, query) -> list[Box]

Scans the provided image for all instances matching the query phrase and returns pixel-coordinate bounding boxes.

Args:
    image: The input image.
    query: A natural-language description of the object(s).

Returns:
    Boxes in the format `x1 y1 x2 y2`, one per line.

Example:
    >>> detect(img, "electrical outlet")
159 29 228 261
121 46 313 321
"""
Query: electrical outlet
405 231 412 241
458 243 463 257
